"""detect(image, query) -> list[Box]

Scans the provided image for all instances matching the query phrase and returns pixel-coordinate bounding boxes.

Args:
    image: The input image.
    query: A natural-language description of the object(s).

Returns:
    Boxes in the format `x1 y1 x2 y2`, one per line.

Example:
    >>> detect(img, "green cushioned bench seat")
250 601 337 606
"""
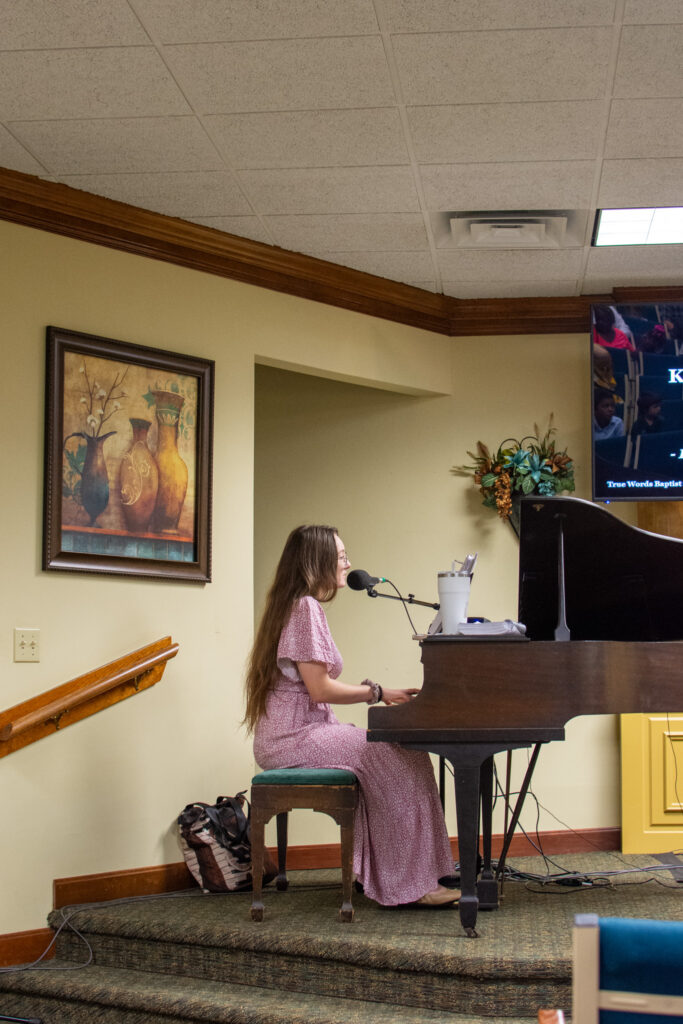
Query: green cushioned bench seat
251 768 357 786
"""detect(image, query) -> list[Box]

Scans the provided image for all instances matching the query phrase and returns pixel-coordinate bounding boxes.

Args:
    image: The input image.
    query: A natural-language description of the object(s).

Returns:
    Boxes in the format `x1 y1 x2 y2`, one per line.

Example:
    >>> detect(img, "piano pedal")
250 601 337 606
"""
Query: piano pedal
443 853 483 888
476 877 500 910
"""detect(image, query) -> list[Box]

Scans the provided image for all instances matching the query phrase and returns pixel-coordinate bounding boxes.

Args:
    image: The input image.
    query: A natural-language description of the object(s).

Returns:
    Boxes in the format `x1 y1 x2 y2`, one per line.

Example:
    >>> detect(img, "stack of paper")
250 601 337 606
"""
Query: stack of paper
454 620 526 637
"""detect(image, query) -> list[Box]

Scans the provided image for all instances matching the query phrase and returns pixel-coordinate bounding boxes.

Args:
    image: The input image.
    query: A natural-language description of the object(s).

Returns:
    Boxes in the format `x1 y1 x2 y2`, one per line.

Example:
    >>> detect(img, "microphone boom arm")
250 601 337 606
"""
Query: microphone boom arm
366 588 439 610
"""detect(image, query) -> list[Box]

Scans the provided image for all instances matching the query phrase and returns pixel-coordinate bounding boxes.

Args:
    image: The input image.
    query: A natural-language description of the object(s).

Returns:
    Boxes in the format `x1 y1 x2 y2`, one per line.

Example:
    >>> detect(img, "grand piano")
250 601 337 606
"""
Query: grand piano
367 495 683 936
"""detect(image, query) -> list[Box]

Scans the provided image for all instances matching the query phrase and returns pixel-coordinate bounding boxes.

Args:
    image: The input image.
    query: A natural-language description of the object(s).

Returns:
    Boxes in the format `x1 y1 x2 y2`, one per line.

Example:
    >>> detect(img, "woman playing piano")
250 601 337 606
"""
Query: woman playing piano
243 524 458 907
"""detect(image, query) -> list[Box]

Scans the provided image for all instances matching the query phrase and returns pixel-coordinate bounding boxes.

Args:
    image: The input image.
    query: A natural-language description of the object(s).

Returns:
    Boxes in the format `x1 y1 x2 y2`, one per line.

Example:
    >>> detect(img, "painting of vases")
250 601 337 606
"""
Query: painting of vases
47 328 213 581
150 389 189 534
119 418 159 533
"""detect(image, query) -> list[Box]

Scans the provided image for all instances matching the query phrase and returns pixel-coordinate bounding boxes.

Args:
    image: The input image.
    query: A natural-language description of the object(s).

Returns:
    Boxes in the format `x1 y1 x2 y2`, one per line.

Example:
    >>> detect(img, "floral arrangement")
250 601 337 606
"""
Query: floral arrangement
458 417 575 520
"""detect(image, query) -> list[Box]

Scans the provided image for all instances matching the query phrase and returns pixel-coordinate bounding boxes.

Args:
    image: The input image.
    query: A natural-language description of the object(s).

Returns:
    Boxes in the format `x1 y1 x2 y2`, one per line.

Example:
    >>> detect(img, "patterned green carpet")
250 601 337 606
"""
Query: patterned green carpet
0 852 681 1023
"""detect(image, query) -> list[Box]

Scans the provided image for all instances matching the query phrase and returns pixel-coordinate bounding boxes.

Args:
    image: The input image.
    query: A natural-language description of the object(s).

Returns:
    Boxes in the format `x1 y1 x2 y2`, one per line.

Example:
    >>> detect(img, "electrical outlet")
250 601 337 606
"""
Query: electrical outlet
14 628 40 663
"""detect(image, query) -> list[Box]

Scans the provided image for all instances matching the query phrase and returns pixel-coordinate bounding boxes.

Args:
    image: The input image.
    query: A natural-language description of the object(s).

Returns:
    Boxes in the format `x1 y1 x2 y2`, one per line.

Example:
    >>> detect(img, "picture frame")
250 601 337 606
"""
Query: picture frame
43 326 214 582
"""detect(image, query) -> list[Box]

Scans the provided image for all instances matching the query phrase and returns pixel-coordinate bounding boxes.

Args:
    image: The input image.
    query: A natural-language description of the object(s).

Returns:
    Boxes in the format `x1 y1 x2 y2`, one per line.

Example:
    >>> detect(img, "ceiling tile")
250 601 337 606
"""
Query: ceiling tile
614 25 683 98
437 249 584 282
0 124 46 174
186 215 273 244
587 245 683 278
392 28 614 105
442 279 579 299
267 213 429 251
164 38 395 113
0 49 189 121
9 117 225 174
238 166 420 214
421 161 596 212
205 108 408 169
606 99 683 159
306 250 435 283
383 0 616 32
0 0 150 48
132 0 379 42
407 101 603 164
584 273 683 292
406 280 438 292
598 158 683 207
59 171 252 216
624 1 683 23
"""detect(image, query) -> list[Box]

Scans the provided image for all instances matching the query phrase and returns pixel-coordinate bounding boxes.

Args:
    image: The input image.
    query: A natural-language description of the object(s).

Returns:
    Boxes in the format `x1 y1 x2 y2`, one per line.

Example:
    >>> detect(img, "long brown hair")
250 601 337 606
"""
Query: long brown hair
243 524 339 732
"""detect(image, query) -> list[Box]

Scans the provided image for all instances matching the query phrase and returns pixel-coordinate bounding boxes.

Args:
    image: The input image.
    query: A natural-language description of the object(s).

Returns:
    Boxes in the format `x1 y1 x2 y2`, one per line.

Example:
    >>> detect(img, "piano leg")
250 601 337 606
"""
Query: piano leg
451 762 481 937
477 756 499 910
406 740 535 936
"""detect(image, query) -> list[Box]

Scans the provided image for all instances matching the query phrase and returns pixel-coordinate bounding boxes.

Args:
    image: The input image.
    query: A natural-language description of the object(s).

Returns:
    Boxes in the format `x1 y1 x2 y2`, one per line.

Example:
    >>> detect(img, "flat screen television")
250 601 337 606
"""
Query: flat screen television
591 300 683 502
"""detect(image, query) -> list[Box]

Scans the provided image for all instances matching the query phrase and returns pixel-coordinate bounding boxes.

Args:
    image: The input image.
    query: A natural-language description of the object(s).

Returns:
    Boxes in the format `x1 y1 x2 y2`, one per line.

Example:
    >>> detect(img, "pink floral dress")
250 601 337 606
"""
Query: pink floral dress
253 596 454 905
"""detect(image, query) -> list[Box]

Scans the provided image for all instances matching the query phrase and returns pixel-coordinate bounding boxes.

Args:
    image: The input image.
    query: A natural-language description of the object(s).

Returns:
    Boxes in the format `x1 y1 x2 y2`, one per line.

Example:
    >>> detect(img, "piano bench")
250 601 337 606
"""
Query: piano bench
249 768 358 923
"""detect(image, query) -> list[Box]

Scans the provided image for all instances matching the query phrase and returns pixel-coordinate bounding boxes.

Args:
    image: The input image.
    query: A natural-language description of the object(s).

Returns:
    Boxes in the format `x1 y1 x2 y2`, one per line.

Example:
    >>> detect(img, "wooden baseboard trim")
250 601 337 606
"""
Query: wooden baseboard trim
0 928 54 968
53 860 197 909
51 826 621 907
0 827 621 967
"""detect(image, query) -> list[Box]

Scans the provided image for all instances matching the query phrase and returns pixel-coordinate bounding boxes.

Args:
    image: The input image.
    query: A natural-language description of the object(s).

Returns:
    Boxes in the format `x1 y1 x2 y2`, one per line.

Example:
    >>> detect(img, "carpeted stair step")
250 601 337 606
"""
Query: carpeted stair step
45 881 572 1018
0 962 540 1024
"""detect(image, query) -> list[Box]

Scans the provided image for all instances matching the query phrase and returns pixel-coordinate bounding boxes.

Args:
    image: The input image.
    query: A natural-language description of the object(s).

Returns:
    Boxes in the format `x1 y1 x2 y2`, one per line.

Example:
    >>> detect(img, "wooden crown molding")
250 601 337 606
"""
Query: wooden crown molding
1 167 681 337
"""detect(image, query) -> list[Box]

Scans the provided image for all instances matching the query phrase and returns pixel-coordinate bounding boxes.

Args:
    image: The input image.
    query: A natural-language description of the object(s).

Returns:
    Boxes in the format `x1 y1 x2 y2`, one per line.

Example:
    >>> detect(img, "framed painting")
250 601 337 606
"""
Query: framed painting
43 326 214 582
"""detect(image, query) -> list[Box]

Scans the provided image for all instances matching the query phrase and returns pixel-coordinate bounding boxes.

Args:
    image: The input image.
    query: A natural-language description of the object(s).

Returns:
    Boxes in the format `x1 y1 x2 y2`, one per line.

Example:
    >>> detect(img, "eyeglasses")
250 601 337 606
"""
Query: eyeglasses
337 551 350 566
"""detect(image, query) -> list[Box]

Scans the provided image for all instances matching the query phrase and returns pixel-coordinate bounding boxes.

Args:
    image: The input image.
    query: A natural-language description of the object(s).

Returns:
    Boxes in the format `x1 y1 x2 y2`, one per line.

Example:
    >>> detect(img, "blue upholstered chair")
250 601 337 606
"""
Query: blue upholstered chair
249 767 358 923
539 914 683 1024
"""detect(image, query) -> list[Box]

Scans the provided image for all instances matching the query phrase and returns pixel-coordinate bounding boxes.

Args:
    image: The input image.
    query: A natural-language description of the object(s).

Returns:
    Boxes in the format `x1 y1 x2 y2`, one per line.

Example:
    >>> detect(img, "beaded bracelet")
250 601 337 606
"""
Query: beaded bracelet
364 679 383 704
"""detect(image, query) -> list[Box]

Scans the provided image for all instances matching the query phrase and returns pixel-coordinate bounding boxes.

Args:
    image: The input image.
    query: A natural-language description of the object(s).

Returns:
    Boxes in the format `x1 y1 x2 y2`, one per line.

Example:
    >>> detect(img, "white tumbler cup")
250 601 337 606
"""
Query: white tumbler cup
437 571 471 634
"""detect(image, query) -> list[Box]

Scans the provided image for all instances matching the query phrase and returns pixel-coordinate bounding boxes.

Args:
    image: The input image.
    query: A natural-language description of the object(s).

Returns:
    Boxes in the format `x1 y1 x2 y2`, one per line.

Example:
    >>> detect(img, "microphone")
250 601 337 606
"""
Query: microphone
347 569 386 591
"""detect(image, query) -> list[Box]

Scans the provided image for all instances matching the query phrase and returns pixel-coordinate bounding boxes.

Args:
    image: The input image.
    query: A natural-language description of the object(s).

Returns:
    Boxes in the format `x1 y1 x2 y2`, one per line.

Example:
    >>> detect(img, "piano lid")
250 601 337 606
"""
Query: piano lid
518 495 683 642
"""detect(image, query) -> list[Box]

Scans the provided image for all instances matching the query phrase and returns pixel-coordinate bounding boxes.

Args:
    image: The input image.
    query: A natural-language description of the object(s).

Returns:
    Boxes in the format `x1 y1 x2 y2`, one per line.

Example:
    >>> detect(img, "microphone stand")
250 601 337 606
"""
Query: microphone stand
364 587 439 610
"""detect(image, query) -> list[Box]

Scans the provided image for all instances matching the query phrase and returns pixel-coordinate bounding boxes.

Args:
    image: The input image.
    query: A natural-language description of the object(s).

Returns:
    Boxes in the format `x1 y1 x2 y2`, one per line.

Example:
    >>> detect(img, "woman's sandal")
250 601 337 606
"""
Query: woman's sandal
415 886 461 906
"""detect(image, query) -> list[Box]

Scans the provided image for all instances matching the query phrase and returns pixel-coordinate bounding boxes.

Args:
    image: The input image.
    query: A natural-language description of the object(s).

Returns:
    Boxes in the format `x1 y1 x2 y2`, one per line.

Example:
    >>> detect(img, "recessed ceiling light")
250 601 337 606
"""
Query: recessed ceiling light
593 207 683 246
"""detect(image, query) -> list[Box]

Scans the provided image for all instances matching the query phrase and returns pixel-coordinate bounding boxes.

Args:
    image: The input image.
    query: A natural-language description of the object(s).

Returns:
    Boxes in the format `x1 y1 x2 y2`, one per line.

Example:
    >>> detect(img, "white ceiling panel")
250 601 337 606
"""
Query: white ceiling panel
587 245 683 278
421 162 596 214
605 99 683 159
267 213 429 252
205 108 408 169
599 159 683 208
624 0 683 24
382 0 616 33
437 249 584 282
9 117 225 175
59 171 252 217
0 124 45 174
238 166 420 215
407 101 603 164
393 28 614 106
164 38 396 113
442 279 579 299
186 215 273 244
131 0 380 43
0 49 190 121
614 25 683 98
0 1 680 301
0 0 150 48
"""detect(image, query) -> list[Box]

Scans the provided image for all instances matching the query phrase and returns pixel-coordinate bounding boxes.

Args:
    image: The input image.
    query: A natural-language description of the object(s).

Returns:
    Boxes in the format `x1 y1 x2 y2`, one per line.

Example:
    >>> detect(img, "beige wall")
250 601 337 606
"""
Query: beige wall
0 219 447 934
1 217 639 934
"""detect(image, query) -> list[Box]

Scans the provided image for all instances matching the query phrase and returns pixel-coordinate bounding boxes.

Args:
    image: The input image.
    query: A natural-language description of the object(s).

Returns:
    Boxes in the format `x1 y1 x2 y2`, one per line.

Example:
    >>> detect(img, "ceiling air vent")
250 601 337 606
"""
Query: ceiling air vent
448 211 571 249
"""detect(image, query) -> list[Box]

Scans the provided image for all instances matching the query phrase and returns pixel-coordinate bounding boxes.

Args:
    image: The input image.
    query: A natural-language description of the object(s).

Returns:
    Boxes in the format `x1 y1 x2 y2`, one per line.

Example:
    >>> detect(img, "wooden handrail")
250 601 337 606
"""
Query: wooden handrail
0 637 178 757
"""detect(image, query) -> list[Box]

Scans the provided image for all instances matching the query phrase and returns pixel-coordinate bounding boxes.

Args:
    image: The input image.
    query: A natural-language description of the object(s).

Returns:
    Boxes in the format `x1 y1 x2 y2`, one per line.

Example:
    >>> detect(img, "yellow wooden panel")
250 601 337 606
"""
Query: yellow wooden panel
621 713 683 854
